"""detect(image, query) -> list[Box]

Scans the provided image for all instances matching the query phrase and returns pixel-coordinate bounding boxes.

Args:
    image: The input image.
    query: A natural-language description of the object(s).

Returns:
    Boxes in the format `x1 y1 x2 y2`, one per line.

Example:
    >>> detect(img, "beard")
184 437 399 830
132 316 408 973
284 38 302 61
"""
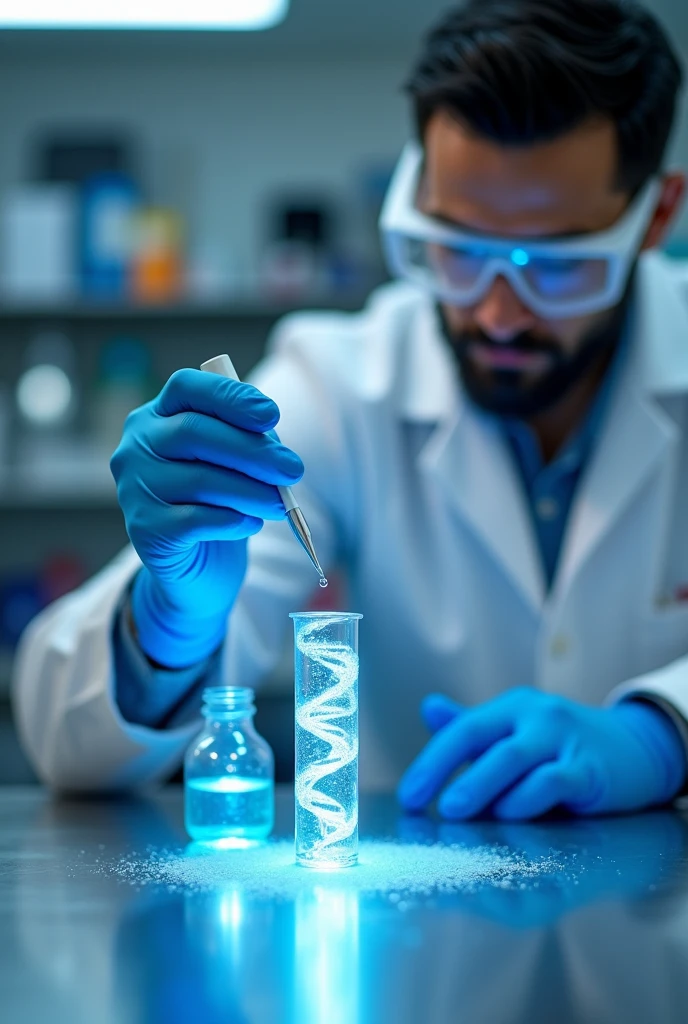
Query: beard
437 279 634 420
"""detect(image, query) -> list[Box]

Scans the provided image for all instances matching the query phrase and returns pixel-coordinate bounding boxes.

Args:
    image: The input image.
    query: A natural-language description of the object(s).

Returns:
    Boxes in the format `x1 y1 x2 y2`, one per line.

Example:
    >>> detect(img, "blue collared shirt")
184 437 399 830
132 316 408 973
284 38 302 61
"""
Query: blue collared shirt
501 352 622 590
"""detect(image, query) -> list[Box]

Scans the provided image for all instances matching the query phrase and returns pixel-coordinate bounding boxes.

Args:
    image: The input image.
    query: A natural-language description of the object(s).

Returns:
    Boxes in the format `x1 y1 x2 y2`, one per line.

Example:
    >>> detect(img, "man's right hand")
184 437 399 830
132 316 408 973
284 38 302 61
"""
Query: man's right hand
110 368 304 668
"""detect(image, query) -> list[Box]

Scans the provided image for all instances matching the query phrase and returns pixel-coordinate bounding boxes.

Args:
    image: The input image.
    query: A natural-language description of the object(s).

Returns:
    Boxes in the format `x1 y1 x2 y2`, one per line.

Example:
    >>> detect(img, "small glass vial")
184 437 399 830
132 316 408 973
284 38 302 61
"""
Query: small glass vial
184 687 274 843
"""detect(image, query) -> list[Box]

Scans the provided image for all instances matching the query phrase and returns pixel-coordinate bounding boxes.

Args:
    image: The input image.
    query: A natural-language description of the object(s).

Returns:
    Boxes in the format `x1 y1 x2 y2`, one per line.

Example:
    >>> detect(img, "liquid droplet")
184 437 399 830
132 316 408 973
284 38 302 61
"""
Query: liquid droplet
319 577 329 588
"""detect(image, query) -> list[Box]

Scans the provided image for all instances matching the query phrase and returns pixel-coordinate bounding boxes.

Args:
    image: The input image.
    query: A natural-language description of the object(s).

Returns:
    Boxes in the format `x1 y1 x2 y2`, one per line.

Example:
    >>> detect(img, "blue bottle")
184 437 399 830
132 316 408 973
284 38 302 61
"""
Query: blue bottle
184 687 274 844
80 172 138 299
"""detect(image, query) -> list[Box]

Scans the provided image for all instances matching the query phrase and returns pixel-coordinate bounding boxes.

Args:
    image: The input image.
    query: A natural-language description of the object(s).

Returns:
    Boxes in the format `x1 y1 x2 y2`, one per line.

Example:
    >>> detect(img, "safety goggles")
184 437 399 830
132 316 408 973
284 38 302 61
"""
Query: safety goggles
379 142 661 319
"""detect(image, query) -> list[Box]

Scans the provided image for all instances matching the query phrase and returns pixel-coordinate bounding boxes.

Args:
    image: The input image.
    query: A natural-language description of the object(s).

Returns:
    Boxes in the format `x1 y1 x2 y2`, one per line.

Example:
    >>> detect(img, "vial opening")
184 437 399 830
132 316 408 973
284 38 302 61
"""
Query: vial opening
202 686 255 716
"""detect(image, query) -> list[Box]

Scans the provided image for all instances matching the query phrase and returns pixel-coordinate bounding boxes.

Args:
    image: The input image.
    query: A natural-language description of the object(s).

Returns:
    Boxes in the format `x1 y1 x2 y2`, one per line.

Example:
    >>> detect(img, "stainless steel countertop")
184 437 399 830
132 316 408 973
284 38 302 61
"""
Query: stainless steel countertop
2 785 688 1024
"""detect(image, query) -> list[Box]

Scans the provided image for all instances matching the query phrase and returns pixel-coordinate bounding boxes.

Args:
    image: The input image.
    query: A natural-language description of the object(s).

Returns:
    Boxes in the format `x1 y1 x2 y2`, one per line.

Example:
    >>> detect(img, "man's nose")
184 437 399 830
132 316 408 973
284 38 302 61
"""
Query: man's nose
473 275 538 342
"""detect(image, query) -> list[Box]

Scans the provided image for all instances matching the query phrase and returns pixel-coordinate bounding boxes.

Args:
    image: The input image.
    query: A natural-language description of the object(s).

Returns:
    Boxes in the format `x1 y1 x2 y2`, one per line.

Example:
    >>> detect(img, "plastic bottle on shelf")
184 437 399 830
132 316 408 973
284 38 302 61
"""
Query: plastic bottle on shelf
14 331 85 492
130 208 184 303
93 336 153 457
15 330 77 431
80 172 139 300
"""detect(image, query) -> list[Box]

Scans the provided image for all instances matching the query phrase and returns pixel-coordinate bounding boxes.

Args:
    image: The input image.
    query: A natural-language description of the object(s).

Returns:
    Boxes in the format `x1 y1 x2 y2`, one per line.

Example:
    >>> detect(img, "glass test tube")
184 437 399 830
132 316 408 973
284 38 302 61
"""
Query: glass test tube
290 611 362 869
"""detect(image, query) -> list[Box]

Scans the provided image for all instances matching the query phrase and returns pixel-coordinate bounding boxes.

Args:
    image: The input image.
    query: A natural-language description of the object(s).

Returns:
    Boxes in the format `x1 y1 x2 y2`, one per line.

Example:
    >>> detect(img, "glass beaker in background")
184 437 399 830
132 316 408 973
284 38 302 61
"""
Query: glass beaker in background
290 611 362 869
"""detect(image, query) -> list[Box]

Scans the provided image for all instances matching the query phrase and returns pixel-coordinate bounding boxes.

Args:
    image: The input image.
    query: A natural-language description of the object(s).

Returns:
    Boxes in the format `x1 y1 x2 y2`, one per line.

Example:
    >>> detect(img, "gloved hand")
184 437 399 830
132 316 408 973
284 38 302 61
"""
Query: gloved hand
397 687 686 821
110 368 304 668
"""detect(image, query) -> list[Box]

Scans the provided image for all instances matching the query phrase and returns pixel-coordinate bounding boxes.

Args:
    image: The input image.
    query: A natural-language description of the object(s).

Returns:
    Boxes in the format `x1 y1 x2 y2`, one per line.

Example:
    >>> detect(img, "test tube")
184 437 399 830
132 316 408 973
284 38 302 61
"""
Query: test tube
290 611 362 869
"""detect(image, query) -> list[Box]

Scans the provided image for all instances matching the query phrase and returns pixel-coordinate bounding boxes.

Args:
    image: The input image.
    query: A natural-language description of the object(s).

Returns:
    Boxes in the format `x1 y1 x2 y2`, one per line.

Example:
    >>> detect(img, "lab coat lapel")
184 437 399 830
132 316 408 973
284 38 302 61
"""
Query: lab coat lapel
421 397 546 613
554 379 675 598
554 255 685 599
402 296 544 613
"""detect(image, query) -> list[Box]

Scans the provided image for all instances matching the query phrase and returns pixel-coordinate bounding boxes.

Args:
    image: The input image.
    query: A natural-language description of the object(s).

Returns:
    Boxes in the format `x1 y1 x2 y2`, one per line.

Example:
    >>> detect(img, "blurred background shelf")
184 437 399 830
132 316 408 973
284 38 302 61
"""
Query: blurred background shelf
0 471 117 507
0 294 368 321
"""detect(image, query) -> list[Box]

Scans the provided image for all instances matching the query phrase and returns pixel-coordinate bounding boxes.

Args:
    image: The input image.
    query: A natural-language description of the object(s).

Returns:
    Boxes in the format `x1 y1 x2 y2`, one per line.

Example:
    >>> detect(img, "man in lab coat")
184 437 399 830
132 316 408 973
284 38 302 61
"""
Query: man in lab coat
13 0 688 817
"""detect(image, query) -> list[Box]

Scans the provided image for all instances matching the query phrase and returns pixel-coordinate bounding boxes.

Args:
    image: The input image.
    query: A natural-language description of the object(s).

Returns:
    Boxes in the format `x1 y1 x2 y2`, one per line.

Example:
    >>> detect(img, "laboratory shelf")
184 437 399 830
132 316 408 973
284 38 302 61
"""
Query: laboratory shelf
0 293 368 322
0 468 117 508
0 485 117 509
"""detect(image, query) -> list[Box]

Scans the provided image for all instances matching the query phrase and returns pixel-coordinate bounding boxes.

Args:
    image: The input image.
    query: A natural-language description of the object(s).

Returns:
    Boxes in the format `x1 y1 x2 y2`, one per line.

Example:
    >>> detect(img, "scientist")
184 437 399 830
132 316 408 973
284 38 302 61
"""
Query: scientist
13 0 688 819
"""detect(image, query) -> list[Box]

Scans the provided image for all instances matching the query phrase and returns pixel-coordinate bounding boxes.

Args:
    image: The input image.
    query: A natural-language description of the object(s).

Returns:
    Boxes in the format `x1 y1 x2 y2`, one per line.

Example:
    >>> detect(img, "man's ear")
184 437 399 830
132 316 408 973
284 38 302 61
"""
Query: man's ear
641 173 686 251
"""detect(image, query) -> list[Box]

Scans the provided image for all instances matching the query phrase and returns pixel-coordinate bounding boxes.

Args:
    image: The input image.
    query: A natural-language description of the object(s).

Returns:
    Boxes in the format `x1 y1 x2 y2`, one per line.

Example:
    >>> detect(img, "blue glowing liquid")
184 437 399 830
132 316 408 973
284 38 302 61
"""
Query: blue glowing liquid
185 776 274 842
295 621 358 869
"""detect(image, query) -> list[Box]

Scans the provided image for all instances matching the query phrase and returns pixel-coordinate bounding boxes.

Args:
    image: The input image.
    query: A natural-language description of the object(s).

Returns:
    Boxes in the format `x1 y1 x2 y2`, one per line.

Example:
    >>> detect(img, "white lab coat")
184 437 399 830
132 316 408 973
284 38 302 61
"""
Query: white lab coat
12 252 688 791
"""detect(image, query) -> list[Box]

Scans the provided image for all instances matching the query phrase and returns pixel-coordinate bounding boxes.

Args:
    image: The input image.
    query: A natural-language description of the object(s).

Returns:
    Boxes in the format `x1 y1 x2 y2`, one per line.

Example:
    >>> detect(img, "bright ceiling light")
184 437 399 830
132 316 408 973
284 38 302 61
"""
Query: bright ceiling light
0 0 289 30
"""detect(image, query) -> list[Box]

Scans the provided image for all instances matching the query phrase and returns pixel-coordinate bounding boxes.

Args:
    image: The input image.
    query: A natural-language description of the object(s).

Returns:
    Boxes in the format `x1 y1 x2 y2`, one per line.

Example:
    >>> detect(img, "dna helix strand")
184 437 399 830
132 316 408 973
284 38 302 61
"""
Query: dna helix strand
295 619 358 855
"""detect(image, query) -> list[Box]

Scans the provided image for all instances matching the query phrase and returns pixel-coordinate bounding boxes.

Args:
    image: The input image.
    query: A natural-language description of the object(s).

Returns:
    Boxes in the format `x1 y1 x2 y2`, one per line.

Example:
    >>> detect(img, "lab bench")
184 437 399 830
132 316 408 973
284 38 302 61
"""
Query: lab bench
1 785 687 1024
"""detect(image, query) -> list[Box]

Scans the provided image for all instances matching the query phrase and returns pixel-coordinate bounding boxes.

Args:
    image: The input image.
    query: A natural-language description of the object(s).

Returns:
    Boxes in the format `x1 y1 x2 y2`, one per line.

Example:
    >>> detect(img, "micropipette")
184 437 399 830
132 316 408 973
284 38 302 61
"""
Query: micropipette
201 354 327 585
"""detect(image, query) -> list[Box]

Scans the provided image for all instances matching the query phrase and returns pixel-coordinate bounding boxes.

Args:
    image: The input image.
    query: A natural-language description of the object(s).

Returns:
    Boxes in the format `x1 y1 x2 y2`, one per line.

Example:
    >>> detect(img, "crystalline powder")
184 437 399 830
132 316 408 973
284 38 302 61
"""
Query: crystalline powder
109 839 563 902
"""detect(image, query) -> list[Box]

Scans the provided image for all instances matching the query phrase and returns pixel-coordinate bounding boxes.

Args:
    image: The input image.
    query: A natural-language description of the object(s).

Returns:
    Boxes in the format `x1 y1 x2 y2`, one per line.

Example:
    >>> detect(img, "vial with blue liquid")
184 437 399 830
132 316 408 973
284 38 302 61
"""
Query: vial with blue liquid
184 687 274 843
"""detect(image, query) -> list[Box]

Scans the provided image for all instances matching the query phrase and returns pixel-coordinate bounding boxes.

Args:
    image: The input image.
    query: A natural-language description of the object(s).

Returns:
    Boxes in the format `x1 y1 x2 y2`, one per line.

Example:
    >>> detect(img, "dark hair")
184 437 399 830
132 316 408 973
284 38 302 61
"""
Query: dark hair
406 0 683 193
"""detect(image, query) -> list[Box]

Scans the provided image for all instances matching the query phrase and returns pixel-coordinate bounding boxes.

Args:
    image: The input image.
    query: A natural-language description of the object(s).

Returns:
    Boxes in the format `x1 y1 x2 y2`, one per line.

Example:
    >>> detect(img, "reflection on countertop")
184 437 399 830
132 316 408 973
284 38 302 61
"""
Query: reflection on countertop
2 786 688 1024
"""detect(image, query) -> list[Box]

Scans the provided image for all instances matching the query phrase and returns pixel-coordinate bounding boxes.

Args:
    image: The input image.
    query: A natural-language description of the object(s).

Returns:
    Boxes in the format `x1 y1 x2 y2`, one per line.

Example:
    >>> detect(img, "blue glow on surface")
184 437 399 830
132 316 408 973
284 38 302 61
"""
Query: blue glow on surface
511 248 530 267
187 837 265 851
295 888 360 1024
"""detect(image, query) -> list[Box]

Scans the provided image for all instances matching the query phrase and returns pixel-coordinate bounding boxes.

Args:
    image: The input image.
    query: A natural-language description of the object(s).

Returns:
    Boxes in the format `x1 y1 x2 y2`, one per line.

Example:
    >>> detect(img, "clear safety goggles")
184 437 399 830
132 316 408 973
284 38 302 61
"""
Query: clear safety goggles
379 142 662 319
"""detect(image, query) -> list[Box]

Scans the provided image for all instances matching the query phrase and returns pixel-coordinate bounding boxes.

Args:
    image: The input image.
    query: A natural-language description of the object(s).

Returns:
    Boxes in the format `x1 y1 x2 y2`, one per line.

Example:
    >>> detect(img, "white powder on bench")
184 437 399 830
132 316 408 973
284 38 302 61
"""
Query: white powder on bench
111 838 564 902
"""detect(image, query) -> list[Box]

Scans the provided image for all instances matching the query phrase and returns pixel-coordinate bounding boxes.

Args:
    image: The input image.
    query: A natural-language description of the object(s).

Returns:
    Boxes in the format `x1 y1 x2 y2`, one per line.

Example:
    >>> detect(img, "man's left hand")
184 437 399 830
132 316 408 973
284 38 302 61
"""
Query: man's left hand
397 687 686 821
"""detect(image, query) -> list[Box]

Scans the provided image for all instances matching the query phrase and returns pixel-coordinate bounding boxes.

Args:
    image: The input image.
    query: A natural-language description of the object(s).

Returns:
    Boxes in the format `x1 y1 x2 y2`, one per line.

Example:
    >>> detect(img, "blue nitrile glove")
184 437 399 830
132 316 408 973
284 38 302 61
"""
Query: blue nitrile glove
397 688 687 821
110 368 304 668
